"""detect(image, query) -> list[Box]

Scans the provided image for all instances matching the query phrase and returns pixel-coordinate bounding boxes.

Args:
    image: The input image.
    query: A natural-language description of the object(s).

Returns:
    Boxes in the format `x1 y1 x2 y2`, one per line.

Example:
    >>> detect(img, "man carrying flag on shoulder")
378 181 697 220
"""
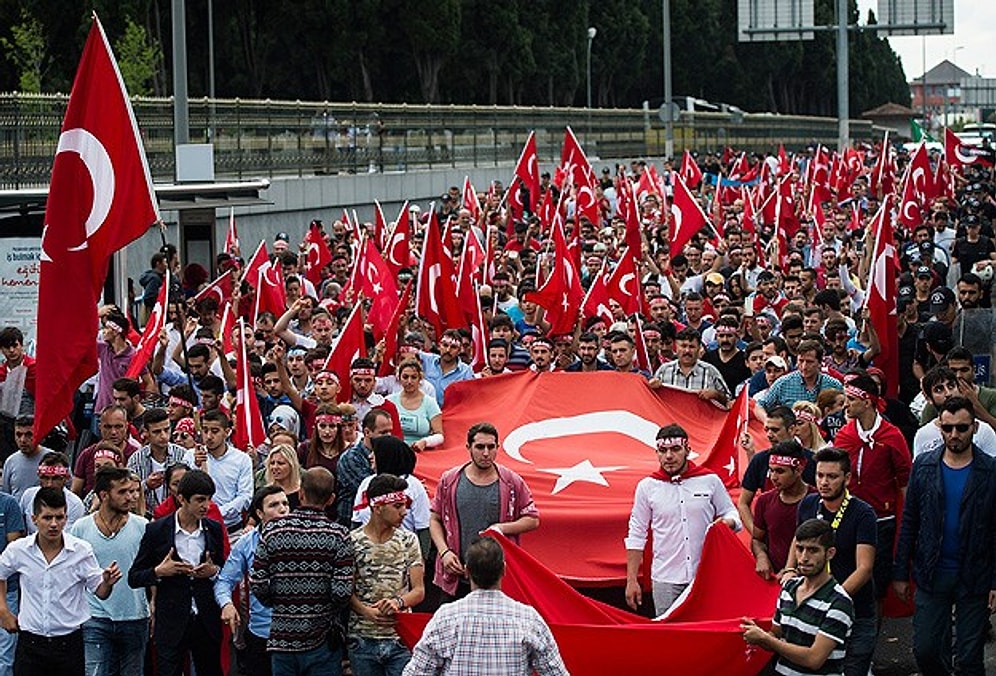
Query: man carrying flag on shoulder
625 424 741 616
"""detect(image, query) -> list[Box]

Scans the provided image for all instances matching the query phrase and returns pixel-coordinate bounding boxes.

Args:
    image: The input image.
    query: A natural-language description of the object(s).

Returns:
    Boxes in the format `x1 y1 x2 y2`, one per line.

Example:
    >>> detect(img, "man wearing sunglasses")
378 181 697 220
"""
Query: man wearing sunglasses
894 396 996 676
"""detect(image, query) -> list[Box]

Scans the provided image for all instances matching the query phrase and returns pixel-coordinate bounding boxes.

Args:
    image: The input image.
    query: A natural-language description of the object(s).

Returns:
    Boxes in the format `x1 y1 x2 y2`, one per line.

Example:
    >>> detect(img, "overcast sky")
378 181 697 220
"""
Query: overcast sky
855 0 992 80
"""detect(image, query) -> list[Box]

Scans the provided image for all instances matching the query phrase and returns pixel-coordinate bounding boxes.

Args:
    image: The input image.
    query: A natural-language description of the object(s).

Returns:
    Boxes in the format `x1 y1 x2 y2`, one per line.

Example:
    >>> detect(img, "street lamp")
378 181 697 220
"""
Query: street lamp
586 27 597 109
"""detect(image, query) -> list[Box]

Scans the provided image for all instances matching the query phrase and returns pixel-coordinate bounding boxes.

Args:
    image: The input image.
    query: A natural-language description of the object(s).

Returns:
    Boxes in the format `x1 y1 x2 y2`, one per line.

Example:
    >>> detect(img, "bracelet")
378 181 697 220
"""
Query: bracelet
782 567 797 575
395 595 406 610
439 549 450 559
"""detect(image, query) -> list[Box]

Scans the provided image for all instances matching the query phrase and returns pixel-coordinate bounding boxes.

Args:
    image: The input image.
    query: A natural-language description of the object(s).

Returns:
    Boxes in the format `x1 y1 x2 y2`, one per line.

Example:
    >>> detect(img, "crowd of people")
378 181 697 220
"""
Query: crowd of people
0 142 994 675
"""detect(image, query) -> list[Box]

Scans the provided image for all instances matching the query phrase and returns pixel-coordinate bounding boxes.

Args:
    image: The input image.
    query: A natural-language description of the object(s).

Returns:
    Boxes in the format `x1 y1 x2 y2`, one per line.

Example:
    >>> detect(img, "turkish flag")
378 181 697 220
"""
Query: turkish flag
373 200 388 250
356 237 399 338
536 186 556 234
605 247 642 316
945 126 994 171
242 239 269 286
462 176 481 221
668 173 708 258
523 220 584 335
616 177 643 257
777 144 790 176
224 207 240 256
869 133 895 198
232 319 266 452
865 196 899 397
560 127 600 226
896 165 923 231
398 528 778 676
513 131 541 213
702 385 752 489
469 284 489 372
218 301 236 356
378 281 412 378
253 262 286 322
125 269 169 379
581 261 614 326
907 142 936 202
34 16 159 440
808 144 832 204
323 303 366 402
415 211 464 335
385 201 411 276
192 270 234 308
680 149 703 189
455 237 483 323
303 222 333 286
414 373 768 583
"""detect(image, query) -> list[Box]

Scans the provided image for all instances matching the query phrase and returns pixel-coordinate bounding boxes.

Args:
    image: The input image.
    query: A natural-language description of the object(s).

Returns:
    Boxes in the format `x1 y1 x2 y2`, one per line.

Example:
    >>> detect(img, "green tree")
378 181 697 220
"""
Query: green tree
1 8 47 92
114 17 162 96
398 0 461 103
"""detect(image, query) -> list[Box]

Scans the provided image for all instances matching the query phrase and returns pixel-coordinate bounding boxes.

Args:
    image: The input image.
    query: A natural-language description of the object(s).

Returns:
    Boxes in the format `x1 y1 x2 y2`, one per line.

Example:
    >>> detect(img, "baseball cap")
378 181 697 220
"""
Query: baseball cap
704 272 725 287
929 286 955 315
275 232 289 242
915 265 933 279
765 355 788 370
922 320 953 353
897 285 915 312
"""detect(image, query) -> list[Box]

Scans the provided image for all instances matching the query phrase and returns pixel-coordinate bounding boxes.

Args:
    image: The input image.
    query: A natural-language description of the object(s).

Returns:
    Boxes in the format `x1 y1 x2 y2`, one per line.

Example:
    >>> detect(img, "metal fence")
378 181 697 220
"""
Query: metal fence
0 93 878 188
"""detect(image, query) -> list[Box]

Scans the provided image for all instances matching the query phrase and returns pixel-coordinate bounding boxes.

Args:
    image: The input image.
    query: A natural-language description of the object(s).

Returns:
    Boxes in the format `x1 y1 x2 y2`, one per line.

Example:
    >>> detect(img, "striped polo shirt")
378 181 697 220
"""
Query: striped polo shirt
773 576 853 676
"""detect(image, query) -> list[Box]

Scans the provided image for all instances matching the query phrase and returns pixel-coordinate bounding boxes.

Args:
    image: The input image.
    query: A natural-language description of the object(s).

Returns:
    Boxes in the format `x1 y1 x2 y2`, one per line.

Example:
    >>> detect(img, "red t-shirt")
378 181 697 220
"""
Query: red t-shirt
752 487 815 571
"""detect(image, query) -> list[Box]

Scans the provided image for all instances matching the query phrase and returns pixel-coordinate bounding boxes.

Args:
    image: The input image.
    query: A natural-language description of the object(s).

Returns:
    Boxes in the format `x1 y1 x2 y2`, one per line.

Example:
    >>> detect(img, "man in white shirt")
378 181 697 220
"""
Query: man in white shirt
914 365 996 457
624 424 741 616
183 410 253 533
0 487 121 676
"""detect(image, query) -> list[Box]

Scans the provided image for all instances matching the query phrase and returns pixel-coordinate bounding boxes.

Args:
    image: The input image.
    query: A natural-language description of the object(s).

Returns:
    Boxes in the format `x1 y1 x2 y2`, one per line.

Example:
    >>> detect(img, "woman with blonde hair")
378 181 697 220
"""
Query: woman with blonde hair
386 360 443 452
263 443 301 509
791 401 828 451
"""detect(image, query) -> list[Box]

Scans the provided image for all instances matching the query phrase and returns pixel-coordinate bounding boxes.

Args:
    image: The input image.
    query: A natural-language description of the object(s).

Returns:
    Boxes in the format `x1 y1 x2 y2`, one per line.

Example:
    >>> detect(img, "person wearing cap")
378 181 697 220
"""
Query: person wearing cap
911 264 936 322
928 286 958 327
624 424 741 615
272 232 290 255
834 374 911 620
952 213 996 275
20 452 86 534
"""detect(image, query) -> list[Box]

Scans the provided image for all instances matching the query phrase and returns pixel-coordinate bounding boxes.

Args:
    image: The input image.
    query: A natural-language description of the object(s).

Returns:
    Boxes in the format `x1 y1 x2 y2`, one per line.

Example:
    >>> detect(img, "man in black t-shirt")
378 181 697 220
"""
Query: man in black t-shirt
951 214 995 273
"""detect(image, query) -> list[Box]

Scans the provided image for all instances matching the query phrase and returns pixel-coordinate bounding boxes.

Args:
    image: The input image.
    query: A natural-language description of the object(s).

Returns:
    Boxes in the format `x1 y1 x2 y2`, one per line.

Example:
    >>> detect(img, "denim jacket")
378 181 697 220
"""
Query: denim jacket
894 445 996 596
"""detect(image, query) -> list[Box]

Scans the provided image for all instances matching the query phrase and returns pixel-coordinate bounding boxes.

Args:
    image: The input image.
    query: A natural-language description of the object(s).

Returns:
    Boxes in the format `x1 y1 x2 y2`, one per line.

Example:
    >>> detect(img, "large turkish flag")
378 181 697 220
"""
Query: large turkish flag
416 372 767 584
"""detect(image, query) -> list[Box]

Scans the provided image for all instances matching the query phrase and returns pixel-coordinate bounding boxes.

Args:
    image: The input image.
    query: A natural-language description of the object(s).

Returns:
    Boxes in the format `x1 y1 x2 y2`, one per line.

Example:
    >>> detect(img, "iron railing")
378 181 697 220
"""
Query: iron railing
0 93 878 188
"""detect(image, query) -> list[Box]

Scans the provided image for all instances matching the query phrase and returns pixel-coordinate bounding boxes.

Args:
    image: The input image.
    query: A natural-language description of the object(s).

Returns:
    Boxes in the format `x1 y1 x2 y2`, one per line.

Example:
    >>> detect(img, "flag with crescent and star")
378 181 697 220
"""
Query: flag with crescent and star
413 372 768 584
125 269 170 379
34 14 159 440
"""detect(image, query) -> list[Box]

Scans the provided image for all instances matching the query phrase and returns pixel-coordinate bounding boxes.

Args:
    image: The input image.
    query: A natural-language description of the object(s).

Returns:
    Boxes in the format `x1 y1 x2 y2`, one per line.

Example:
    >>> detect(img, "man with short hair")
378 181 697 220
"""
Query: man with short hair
477 338 511 377
607 332 651 378
70 467 150 676
95 308 136 413
430 423 539 600
702 316 751 394
348 358 402 433
403 537 567 676
651 328 730 406
914 365 996 457
0 487 122 676
336 408 396 527
625 424 741 615
1 416 47 500
349 474 425 676
215 485 291 676
72 405 140 497
183 409 254 532
251 467 354 676
127 408 188 517
757 340 843 413
751 441 815 580
743 518 854 675
528 337 555 372
420 329 474 407
21 452 86 534
129 469 226 676
920 346 996 429
0 327 37 462
894 396 996 676
565 333 613 372
783 448 877 676
111 377 148 441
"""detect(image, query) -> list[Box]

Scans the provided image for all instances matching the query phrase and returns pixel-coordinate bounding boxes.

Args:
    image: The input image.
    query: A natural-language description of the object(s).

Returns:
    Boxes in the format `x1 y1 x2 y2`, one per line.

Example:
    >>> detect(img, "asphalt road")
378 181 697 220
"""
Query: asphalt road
874 615 996 675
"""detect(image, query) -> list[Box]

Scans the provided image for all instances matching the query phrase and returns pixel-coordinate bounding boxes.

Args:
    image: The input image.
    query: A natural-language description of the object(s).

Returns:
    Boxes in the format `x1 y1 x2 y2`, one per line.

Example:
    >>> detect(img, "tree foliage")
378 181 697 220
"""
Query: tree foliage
1 8 47 92
0 0 911 116
115 17 162 96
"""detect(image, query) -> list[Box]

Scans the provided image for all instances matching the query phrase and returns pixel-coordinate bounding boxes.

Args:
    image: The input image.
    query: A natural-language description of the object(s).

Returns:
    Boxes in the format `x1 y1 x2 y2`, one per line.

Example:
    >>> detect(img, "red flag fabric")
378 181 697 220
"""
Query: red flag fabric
218 301 236 356
413 373 767 584
679 150 703 189
560 127 600 226
668 173 708 257
616 177 644 257
125 269 169 379
303 222 333 286
385 202 411 276
242 239 269 287
896 166 923 231
397 522 777 676
356 237 399 337
907 142 936 202
702 385 751 489
865 196 899 398
462 177 481 221
513 131 541 213
455 238 482 323
632 316 651 373
323 303 366 401
378 281 412 378
34 16 159 440
415 211 464 335
232 319 266 452
469 284 489 372
536 186 556 234
253 262 286 322
605 248 642 316
192 270 234 308
776 144 790 176
224 207 240 256
944 126 994 170
373 200 388 250
581 260 614 326
523 220 584 335
869 134 895 198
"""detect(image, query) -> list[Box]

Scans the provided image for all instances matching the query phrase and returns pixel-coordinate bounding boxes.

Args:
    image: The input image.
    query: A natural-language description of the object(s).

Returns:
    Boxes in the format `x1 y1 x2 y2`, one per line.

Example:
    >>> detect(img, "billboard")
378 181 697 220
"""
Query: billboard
738 0 814 42
877 0 953 36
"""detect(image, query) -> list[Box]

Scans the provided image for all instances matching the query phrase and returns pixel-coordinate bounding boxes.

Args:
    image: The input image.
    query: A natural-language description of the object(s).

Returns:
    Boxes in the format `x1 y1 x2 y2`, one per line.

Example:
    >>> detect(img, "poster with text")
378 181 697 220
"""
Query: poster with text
0 238 41 355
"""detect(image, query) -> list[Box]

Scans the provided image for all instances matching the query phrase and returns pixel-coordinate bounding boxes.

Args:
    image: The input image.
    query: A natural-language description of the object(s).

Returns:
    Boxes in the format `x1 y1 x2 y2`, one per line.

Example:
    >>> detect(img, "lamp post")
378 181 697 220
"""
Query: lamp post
587 26 596 142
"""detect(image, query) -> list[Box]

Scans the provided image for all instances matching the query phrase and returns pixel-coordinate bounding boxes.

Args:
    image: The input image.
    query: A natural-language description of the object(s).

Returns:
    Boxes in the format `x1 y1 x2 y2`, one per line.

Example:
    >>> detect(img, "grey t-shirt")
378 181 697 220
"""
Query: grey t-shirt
1 449 47 501
456 472 499 562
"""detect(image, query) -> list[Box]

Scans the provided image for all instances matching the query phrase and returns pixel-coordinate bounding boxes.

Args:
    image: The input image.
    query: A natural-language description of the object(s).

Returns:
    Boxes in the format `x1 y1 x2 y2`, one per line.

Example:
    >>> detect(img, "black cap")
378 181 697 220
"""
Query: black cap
275 232 289 242
915 265 933 279
897 285 915 311
929 286 955 315
922 320 953 352
964 214 981 226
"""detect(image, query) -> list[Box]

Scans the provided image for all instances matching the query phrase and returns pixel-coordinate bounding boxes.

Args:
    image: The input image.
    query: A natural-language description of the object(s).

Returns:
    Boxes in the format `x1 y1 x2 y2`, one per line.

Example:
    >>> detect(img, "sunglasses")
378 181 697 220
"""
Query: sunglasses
940 423 972 433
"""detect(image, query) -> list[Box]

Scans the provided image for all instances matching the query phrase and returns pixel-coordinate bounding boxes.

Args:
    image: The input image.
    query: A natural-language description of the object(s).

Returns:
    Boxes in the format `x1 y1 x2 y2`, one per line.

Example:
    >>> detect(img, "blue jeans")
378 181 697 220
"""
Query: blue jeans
913 570 989 676
0 586 17 676
82 617 148 676
271 643 342 676
843 615 877 676
347 636 410 676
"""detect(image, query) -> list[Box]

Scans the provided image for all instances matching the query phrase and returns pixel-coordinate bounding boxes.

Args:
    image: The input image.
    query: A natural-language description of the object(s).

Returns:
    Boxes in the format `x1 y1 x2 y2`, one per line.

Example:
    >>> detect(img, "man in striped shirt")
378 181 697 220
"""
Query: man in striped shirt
742 518 853 675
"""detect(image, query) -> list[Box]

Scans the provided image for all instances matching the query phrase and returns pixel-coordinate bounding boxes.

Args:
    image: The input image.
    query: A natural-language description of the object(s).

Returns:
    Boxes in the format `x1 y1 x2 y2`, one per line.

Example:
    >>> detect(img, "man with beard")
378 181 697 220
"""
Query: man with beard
920 347 996 429
750 441 814 580
528 337 555 373
565 333 614 373
956 272 984 310
651 328 730 407
420 330 474 407
702 316 751 394
782 448 877 676
914 365 996 458
346 358 403 438
477 339 512 377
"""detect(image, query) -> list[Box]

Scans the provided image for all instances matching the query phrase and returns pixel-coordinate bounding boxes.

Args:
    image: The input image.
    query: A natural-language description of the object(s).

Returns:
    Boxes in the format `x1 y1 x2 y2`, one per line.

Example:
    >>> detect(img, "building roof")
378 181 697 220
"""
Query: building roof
861 102 918 119
910 59 971 86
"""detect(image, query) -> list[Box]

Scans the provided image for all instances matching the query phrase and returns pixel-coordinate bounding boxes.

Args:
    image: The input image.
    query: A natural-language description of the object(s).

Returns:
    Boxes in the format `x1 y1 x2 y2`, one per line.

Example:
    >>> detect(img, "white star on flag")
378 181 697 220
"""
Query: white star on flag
537 459 627 495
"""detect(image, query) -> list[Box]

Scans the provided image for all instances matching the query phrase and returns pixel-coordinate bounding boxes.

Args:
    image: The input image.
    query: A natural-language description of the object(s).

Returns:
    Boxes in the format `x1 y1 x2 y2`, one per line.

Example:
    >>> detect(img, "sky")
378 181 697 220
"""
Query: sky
855 0 993 80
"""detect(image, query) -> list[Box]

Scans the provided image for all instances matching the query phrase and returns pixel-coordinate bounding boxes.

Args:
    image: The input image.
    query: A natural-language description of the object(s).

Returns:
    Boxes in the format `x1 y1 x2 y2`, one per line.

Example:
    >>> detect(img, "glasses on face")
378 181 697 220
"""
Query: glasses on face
940 423 972 433
172 432 191 442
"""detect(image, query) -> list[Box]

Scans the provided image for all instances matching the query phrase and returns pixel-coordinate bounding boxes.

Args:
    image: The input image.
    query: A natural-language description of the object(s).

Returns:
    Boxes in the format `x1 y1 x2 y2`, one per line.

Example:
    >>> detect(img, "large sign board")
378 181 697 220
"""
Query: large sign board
0 238 41 354
738 0 814 42
961 77 996 108
877 0 953 36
